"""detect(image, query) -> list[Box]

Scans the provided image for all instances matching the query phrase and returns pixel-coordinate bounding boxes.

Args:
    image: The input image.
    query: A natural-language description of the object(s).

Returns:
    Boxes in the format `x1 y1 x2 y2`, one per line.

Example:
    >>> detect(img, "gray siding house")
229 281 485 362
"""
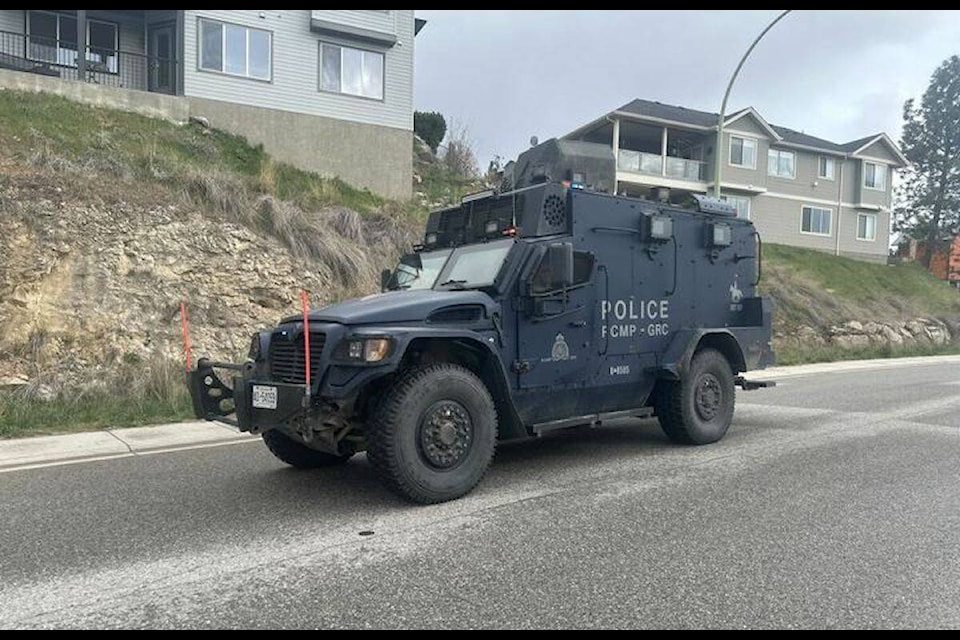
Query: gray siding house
0 9 421 197
564 100 908 263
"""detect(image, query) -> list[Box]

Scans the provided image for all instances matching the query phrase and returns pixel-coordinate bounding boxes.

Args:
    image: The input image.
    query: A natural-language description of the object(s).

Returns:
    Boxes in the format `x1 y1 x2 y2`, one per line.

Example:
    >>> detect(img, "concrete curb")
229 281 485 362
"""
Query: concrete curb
0 421 257 473
1 354 957 473
757 354 960 380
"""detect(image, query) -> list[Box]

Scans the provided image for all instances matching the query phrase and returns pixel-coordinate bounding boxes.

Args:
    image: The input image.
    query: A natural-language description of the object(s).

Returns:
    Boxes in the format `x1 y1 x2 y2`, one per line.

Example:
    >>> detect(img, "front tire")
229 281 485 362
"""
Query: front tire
262 429 353 469
655 348 736 445
366 364 497 504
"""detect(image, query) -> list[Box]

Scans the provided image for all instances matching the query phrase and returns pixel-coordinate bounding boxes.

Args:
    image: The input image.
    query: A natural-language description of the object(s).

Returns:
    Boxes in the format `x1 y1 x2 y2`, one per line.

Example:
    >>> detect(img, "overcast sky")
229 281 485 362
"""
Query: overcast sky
413 10 960 168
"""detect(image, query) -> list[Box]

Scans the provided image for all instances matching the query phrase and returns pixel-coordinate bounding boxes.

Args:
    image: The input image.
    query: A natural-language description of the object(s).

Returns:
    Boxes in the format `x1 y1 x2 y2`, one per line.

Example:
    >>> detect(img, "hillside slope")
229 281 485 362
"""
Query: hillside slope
762 244 960 363
0 90 958 434
0 91 419 405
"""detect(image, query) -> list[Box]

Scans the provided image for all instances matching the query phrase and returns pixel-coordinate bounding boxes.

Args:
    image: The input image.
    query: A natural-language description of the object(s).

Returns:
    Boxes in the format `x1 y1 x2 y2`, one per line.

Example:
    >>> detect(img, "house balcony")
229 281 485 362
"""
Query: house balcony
564 115 710 197
0 10 181 95
617 149 706 183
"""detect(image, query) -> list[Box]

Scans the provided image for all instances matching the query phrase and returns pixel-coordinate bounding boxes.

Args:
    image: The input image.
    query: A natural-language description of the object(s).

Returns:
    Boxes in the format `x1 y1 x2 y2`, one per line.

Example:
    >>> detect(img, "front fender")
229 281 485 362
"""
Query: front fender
319 326 506 399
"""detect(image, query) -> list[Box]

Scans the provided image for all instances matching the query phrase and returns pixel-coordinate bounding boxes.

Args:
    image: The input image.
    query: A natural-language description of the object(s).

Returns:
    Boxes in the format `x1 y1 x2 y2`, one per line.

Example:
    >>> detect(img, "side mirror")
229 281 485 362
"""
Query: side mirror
380 269 392 292
546 242 574 289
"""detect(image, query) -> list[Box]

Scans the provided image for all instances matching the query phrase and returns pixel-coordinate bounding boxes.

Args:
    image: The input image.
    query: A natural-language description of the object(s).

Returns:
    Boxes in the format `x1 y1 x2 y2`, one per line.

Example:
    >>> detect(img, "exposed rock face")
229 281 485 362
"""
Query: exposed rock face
0 167 415 393
780 317 955 353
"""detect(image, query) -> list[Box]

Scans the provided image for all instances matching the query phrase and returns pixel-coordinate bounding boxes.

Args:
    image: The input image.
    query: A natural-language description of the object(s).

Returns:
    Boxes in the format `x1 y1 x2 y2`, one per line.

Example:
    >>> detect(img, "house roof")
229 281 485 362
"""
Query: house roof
770 125 846 153
837 134 877 153
616 99 720 128
577 98 906 165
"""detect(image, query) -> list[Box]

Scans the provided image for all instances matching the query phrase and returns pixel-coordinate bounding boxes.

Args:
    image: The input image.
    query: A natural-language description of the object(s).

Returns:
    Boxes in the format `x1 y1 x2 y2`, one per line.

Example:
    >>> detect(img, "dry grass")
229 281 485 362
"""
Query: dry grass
0 356 193 438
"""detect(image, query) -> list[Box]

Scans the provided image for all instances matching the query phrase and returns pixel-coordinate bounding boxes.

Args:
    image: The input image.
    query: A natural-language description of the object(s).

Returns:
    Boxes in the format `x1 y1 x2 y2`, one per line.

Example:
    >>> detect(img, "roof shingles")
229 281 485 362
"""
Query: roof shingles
613 98 890 158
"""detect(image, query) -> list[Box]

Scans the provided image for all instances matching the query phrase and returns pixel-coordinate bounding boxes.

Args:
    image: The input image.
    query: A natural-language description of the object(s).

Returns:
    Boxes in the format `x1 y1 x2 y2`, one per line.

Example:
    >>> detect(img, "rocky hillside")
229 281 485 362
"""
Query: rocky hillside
0 91 420 397
762 244 960 363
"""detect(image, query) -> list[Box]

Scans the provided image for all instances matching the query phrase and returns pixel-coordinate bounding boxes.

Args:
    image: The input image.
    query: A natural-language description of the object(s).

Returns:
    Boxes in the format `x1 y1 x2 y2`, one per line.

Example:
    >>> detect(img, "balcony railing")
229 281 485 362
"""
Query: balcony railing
0 30 177 94
618 149 706 182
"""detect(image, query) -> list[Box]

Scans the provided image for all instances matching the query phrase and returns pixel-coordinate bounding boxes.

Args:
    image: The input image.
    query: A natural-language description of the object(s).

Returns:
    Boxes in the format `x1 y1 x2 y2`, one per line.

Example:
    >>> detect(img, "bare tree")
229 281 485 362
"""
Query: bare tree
441 120 479 179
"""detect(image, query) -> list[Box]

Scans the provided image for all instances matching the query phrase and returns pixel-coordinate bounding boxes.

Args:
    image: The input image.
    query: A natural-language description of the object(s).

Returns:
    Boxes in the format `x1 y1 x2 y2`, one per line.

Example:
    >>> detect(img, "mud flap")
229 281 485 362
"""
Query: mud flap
735 376 776 391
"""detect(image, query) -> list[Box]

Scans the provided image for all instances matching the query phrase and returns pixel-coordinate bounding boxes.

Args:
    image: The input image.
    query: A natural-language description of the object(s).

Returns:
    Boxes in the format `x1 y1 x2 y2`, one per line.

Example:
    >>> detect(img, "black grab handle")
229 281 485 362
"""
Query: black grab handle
753 231 763 286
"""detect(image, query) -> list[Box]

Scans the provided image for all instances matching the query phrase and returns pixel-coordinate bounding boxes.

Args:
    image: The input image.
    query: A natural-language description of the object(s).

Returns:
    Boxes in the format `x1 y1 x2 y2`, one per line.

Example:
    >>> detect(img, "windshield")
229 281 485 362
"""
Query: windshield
393 249 451 290
434 239 515 289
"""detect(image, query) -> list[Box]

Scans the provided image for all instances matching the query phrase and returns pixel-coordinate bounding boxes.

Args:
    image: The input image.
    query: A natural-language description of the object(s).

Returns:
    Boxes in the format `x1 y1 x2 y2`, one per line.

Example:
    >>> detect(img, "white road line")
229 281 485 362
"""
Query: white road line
0 438 259 475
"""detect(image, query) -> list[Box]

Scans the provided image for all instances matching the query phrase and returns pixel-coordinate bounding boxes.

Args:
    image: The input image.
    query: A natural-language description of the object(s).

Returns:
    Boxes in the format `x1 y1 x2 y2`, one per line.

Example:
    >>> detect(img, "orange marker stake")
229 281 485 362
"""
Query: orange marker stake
300 290 311 398
179 301 193 372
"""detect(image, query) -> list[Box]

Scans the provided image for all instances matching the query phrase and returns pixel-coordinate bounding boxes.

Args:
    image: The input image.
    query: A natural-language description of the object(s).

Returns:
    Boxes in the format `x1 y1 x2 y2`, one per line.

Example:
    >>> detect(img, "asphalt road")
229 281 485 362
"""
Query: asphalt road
1 359 958 629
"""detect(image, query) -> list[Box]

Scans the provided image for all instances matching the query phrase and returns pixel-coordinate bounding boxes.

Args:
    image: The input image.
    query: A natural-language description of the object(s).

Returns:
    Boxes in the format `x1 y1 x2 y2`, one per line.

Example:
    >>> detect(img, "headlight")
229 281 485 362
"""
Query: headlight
248 333 262 361
336 337 392 363
363 338 391 362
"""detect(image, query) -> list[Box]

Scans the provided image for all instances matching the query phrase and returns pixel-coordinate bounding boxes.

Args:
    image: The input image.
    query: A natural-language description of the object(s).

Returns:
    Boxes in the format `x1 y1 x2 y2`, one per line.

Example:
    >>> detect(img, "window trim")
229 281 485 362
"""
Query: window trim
856 212 878 242
721 195 751 220
318 41 386 102
800 204 833 237
768 148 797 180
818 155 835 181
728 134 757 170
862 161 886 191
25 10 120 74
197 17 273 83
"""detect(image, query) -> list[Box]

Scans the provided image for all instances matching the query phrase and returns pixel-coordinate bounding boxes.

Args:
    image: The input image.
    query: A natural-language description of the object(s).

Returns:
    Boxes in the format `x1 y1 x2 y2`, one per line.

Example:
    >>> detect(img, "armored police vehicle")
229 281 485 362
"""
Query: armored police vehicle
189 139 775 504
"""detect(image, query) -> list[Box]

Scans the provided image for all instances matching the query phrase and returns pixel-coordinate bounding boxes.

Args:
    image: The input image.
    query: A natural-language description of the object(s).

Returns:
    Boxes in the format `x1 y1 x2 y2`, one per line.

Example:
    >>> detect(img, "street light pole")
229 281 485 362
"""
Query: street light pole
713 9 792 198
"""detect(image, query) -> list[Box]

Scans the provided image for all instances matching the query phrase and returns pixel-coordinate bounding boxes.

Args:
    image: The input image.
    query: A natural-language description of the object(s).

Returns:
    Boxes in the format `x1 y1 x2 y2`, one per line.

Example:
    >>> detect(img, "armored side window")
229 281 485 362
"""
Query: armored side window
531 250 594 294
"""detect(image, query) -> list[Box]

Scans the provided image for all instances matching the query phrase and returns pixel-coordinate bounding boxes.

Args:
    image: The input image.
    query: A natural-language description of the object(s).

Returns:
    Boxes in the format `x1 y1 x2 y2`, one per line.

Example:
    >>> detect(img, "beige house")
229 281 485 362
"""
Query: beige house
564 100 908 263
0 10 423 198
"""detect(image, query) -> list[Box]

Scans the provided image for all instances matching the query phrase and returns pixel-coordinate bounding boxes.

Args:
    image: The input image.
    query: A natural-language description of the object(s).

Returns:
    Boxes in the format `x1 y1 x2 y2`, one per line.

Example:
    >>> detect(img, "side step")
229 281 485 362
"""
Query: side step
735 376 777 391
532 407 655 436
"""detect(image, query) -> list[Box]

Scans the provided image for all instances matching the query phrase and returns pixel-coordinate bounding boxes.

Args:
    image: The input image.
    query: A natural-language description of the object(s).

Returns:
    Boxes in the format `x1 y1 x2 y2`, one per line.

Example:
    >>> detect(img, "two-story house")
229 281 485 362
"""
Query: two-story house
564 99 908 263
0 10 422 197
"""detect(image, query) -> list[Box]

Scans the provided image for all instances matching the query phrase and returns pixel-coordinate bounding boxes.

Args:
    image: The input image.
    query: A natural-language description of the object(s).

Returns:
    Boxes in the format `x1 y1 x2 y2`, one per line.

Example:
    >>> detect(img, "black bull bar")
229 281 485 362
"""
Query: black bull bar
188 358 309 433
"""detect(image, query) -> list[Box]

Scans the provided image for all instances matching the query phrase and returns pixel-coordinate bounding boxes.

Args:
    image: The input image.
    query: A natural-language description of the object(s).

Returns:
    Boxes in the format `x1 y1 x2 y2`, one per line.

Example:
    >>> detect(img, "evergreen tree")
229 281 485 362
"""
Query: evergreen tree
895 56 960 267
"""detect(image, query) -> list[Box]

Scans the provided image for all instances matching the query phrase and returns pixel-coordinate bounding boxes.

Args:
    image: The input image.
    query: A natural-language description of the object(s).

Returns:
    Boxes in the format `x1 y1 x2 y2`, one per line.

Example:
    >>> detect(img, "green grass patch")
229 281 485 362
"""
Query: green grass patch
0 387 193 439
762 243 960 315
0 89 389 215
775 340 960 367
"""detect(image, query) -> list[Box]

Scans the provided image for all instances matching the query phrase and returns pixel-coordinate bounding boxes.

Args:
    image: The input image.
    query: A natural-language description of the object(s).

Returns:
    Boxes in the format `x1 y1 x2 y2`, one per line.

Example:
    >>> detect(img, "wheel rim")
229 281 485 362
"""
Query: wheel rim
418 400 473 470
694 373 723 421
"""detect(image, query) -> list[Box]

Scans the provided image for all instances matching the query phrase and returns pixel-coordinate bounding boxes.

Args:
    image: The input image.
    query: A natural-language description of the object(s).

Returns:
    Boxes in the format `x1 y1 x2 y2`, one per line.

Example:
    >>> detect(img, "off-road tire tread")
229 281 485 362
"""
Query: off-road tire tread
655 348 735 445
366 363 497 504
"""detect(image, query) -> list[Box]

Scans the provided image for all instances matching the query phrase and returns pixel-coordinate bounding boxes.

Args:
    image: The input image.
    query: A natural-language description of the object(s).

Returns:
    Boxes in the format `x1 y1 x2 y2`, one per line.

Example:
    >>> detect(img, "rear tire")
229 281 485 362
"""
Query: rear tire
262 429 353 469
656 348 736 445
366 363 497 504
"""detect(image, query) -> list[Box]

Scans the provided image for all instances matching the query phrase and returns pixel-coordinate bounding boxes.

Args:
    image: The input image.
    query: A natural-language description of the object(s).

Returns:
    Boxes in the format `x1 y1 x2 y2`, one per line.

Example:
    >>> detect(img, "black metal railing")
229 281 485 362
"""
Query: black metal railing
0 29 178 94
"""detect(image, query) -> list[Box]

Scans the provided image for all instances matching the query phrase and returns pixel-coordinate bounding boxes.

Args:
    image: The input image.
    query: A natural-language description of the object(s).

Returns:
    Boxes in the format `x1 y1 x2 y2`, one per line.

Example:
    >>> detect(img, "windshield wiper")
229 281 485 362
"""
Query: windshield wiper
438 279 468 289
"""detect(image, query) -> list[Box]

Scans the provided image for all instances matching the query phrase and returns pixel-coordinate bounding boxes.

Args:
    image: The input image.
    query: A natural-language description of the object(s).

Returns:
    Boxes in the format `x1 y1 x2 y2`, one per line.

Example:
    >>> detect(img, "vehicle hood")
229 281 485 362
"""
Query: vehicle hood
281 289 495 325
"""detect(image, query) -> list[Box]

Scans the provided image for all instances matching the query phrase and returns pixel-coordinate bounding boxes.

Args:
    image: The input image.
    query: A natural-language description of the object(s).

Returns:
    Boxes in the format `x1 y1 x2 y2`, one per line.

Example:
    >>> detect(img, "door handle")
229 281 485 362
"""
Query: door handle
569 320 586 328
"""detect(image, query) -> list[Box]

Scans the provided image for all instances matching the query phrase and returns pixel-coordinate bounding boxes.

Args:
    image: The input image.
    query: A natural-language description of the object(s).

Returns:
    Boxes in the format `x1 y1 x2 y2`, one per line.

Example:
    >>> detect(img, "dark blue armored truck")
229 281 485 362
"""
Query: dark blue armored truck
189 139 775 504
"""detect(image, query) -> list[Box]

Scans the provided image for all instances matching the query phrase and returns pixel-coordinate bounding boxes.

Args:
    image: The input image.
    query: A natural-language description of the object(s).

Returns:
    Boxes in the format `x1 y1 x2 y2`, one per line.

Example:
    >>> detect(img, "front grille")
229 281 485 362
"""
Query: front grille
268 332 326 384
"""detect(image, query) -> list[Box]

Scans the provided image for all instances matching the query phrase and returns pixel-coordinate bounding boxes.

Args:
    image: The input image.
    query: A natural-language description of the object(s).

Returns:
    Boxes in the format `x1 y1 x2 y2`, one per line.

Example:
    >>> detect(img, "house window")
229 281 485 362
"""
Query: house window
801 205 832 236
320 43 384 100
857 213 877 241
818 156 835 180
721 195 751 220
199 18 272 81
27 11 118 73
863 162 886 190
728 136 756 169
768 149 796 179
